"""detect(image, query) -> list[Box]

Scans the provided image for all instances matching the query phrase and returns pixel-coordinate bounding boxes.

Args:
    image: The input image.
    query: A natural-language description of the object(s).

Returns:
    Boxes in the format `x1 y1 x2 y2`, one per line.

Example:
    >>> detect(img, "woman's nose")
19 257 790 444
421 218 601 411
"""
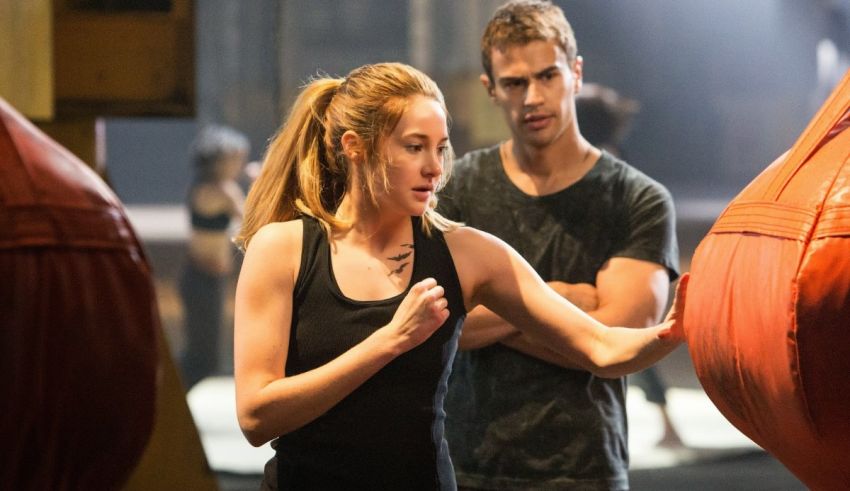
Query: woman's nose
424 150 443 177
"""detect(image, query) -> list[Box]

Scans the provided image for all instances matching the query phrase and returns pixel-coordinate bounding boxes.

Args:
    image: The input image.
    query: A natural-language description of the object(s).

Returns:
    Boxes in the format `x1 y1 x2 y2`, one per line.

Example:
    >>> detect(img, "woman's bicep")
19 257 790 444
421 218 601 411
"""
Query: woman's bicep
493 247 599 348
234 258 292 378
233 224 300 411
450 227 603 365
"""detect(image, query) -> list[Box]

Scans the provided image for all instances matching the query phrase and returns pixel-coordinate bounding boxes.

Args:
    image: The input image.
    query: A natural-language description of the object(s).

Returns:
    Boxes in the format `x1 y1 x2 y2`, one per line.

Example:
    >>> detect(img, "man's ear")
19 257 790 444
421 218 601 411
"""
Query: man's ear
341 130 363 163
480 73 495 99
573 55 584 93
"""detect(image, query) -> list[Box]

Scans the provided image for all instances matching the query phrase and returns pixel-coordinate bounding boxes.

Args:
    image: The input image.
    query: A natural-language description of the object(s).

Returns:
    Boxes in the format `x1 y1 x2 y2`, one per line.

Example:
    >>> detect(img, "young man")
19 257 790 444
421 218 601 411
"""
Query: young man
439 1 680 489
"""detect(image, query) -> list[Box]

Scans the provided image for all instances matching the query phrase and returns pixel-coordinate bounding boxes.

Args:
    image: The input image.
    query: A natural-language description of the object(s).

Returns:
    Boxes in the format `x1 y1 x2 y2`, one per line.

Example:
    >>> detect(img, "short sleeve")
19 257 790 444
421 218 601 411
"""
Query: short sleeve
436 160 467 222
614 180 680 281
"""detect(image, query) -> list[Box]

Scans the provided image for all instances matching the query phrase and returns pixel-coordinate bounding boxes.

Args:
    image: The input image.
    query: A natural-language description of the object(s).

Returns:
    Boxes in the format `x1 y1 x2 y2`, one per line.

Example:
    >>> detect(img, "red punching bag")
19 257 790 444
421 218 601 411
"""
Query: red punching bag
685 71 850 490
0 98 159 489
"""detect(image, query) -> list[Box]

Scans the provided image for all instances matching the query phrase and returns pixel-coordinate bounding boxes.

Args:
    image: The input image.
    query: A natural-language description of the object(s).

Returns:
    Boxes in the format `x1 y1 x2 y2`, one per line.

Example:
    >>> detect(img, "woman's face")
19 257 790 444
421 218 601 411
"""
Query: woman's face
379 95 449 216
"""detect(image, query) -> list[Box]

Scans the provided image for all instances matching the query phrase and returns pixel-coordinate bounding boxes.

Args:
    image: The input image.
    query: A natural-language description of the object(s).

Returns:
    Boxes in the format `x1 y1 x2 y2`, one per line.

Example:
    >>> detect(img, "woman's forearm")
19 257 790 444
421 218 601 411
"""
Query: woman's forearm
238 327 401 446
588 323 679 378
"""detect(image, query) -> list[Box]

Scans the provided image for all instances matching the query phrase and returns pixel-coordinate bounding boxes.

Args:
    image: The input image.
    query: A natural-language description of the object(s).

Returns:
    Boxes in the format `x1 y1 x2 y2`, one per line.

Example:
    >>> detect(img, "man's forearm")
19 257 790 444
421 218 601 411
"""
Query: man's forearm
501 333 585 369
458 305 519 350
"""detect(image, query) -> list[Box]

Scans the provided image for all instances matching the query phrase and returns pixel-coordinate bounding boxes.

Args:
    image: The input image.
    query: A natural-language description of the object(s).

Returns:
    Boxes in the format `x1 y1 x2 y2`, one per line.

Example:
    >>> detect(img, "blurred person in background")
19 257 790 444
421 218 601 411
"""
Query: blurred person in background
438 1 680 489
180 124 250 389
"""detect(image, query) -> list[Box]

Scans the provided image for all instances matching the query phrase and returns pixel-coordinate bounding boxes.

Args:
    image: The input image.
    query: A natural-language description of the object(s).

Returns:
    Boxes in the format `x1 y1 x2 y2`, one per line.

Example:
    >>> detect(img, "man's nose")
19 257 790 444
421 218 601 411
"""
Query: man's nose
525 80 544 106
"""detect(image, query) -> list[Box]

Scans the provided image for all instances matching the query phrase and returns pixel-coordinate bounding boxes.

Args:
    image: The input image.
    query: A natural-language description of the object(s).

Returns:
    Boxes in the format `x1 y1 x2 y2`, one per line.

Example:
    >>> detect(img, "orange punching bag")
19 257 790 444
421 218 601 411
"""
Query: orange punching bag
685 70 850 490
0 98 159 489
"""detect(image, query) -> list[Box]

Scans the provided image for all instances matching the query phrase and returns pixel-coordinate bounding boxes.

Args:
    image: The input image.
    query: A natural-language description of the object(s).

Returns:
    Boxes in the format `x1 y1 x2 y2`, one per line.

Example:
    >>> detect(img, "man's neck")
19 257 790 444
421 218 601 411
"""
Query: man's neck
501 137 599 196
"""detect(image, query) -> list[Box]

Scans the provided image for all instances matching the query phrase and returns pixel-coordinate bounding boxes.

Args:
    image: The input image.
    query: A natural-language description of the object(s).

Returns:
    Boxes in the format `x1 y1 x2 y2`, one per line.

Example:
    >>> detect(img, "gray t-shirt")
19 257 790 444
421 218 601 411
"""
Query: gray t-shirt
439 145 679 490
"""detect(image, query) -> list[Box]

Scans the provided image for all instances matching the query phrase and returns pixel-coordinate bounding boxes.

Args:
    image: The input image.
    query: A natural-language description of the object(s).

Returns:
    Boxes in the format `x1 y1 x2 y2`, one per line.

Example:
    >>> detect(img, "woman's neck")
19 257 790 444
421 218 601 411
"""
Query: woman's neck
328 193 417 301
333 193 409 251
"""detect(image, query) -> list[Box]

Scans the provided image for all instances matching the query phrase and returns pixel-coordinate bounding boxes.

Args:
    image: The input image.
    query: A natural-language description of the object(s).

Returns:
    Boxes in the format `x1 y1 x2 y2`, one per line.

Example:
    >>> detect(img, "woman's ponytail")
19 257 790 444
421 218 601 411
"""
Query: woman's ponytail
235 77 344 250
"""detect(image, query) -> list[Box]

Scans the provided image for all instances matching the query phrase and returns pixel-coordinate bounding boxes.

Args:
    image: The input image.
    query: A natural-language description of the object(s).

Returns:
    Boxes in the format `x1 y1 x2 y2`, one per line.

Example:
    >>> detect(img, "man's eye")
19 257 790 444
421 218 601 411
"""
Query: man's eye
502 80 523 90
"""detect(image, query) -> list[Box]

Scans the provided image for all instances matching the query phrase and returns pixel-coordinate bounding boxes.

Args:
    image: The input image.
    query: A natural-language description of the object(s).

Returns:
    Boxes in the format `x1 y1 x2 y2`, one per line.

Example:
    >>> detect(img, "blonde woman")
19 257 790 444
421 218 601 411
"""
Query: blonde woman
233 62 687 489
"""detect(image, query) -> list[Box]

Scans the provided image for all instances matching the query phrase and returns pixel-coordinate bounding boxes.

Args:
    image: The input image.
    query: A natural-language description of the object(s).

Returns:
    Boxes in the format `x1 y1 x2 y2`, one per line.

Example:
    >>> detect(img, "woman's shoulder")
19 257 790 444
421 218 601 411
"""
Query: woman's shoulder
442 224 522 304
442 224 510 256
237 220 307 299
246 219 304 256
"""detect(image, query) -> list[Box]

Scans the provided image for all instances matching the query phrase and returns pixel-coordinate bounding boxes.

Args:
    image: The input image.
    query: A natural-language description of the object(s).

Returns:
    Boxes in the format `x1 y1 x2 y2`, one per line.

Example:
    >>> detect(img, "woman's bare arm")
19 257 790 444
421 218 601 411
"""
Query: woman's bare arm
456 280 595 352
444 226 685 378
504 260 671 369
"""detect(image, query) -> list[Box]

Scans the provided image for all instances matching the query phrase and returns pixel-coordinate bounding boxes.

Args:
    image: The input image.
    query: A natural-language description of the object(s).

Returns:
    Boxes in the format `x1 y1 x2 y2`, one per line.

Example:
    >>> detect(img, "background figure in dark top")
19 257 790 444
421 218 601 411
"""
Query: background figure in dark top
180 124 249 389
576 82 686 449
231 62 686 490
438 2 680 489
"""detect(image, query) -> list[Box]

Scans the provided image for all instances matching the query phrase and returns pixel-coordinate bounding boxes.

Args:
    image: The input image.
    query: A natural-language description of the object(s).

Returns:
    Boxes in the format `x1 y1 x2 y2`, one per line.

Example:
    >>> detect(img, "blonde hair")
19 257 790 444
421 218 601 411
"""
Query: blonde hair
481 0 578 83
235 62 458 250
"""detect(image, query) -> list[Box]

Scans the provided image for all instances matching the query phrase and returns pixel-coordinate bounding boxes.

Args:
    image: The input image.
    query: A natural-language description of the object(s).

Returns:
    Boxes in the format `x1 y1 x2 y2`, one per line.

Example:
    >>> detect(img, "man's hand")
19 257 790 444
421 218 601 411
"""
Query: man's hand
547 281 598 311
457 306 520 350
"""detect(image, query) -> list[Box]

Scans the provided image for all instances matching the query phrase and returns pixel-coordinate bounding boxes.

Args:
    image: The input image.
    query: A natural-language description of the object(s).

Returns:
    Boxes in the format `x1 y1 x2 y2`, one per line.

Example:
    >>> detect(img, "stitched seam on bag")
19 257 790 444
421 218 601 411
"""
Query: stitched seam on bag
813 205 850 238
0 206 133 249
711 201 816 240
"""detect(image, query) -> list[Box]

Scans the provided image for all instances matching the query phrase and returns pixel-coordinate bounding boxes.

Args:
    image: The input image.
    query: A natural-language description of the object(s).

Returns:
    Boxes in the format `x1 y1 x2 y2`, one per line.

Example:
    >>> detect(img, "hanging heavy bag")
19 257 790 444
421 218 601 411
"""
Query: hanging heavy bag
685 70 850 491
0 98 159 490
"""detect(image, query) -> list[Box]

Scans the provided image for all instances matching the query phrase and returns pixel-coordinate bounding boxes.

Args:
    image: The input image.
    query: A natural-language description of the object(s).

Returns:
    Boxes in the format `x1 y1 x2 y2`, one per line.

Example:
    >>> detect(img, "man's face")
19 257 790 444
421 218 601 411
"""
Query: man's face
484 39 582 149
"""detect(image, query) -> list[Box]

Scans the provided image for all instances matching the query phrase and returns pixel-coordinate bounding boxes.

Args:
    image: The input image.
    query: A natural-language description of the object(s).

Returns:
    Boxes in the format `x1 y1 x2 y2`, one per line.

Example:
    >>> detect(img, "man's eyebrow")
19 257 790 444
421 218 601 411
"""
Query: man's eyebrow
497 65 560 84
497 75 527 84
533 65 560 78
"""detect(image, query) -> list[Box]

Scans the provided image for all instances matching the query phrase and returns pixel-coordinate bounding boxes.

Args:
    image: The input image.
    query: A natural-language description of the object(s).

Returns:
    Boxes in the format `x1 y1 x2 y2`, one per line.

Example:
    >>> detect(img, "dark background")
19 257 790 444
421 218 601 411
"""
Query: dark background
106 0 849 208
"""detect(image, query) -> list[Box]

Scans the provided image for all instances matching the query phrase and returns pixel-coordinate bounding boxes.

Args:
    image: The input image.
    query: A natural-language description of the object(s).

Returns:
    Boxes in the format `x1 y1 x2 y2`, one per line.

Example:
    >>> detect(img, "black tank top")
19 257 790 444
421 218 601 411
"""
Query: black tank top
187 182 232 231
190 209 230 231
271 216 466 490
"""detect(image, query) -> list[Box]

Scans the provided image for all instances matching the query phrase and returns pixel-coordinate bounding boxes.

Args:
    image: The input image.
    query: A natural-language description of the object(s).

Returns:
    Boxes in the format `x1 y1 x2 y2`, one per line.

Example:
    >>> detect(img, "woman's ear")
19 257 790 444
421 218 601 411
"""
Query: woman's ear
341 130 364 164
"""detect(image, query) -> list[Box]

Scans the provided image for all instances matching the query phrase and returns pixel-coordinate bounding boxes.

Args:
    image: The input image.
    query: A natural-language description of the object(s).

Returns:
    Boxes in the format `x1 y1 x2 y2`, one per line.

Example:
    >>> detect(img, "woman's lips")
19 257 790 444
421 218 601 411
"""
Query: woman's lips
412 187 433 201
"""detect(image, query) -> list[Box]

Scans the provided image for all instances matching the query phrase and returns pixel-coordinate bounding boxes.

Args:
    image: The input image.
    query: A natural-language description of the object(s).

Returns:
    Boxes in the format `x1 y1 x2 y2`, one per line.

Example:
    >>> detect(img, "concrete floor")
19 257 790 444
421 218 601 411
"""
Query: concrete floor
214 451 805 491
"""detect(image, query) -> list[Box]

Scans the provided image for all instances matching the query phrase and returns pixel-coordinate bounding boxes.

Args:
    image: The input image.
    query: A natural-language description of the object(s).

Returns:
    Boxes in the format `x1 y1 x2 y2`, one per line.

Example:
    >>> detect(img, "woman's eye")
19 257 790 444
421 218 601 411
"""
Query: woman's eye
437 145 448 156
406 144 423 152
